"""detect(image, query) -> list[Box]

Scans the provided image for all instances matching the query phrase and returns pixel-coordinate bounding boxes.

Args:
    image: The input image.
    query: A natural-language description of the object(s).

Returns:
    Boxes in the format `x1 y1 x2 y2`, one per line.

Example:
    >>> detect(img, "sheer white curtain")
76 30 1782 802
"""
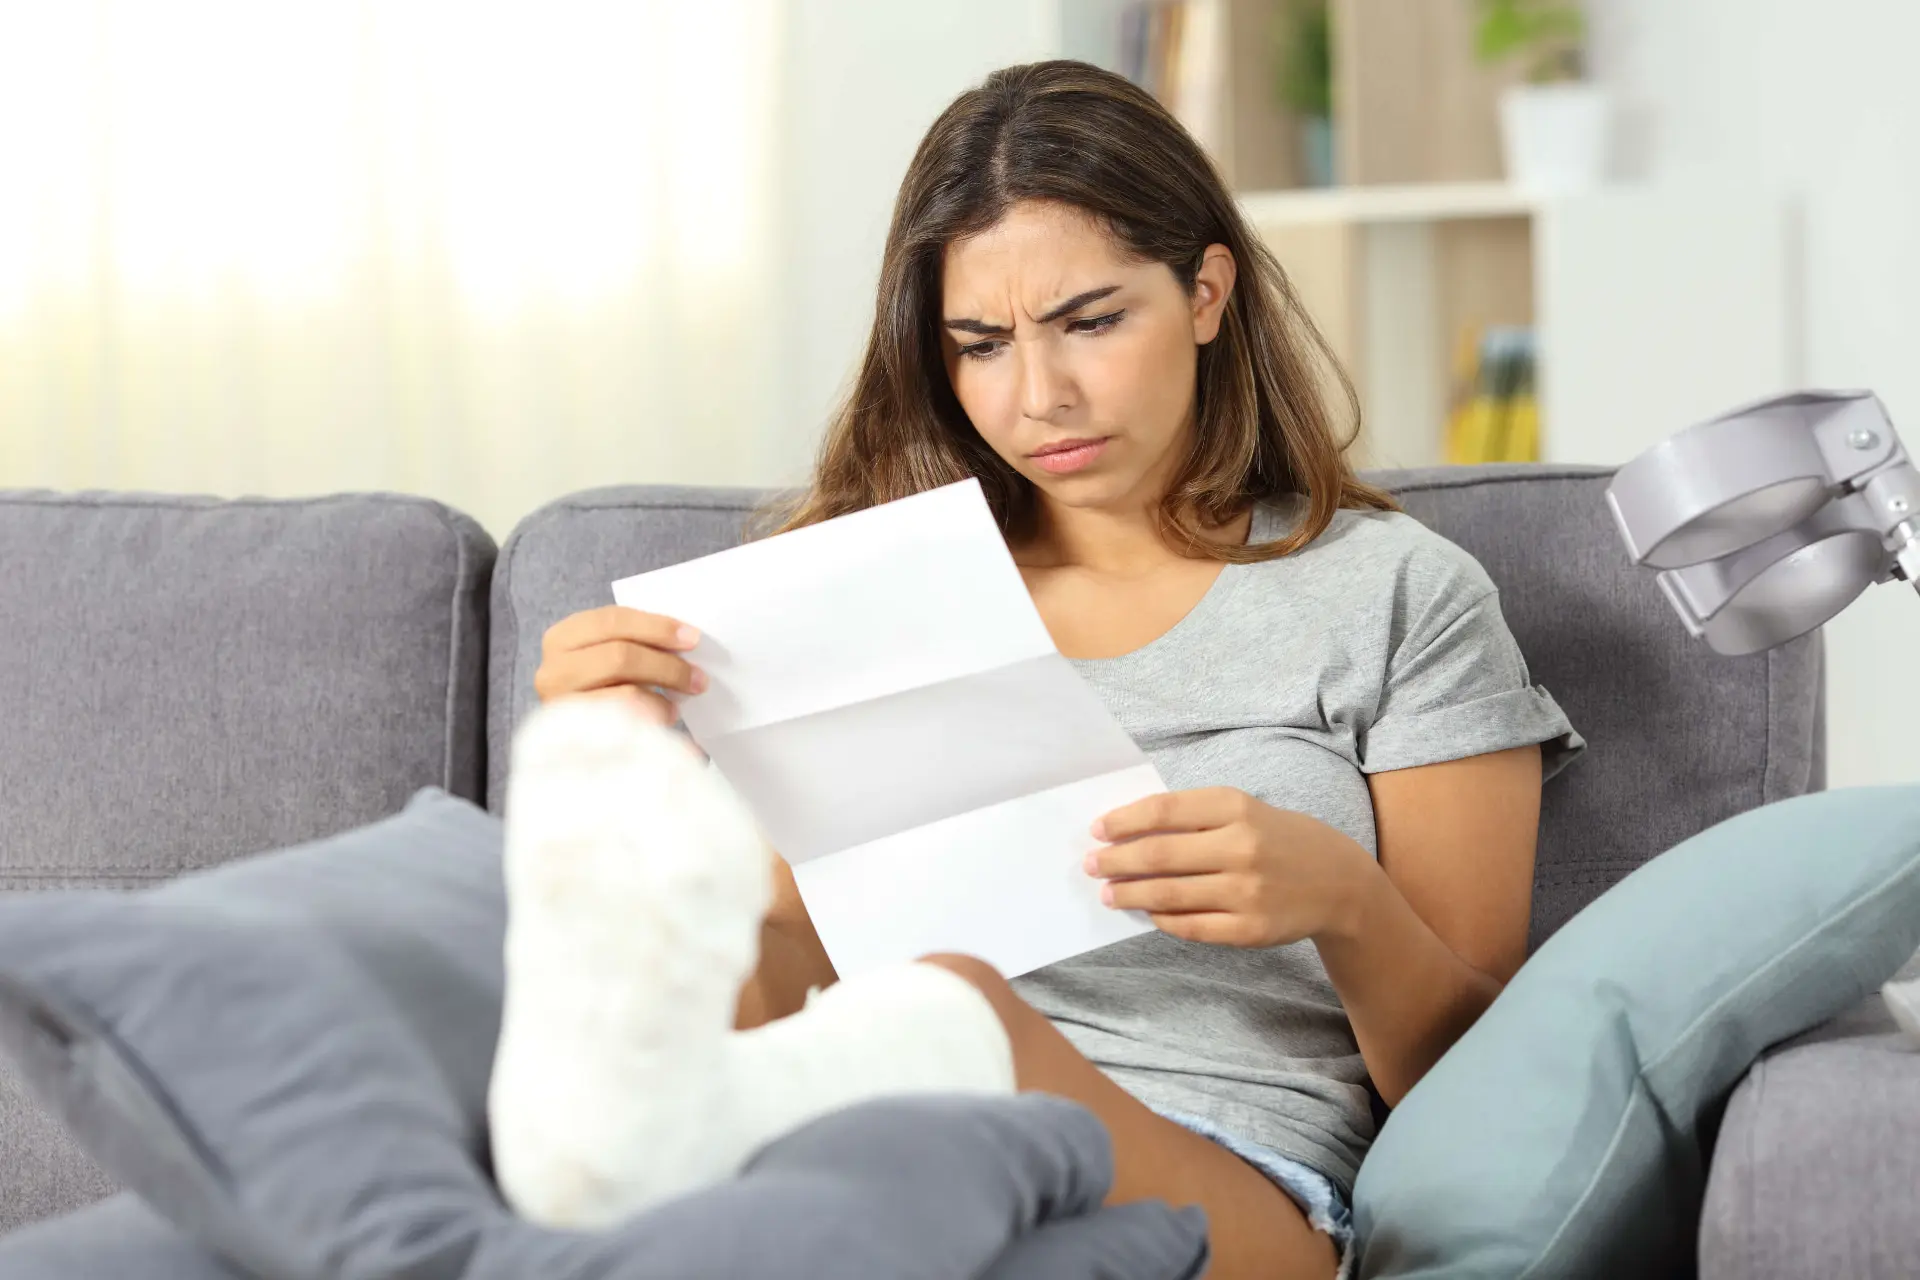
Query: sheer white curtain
0 0 782 533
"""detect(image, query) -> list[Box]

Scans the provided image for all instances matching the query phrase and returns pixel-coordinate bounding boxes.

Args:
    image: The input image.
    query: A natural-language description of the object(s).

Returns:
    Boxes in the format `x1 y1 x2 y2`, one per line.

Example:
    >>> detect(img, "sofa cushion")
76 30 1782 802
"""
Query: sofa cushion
0 489 494 1231
0 788 1207 1280
0 491 495 888
1352 783 1920 1278
1698 980 1920 1280
486 485 771 807
487 469 1824 949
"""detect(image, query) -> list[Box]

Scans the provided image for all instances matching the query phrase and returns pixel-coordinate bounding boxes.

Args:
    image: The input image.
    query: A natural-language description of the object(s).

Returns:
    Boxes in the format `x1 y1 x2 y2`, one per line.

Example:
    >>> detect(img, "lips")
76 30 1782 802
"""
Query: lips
1029 436 1110 475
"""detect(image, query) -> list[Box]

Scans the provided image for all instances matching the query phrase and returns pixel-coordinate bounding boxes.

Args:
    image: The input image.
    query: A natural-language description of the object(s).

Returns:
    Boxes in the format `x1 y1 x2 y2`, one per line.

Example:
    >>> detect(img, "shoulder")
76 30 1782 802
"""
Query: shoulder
1253 498 1496 608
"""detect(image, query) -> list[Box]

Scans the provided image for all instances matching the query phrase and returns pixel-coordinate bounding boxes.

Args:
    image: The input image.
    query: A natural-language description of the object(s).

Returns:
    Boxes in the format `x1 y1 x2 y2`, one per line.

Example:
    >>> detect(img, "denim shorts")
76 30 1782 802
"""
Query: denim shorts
1155 1109 1355 1279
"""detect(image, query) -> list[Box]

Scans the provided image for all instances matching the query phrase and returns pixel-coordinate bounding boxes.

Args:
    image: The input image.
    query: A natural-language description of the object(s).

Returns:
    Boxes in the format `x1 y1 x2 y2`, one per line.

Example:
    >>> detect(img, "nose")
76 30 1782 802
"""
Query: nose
1017 342 1074 424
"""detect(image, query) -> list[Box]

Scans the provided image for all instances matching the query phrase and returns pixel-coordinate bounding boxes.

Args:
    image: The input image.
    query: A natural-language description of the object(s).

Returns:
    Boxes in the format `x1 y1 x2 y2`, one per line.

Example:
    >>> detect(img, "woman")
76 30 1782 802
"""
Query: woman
495 60 1580 1279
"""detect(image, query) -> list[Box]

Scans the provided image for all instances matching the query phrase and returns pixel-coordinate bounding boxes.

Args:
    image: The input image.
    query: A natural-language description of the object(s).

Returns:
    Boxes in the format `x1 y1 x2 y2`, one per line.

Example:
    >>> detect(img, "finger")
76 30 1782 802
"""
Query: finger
542 605 700 659
1103 873 1239 915
1149 912 1258 947
1085 832 1232 879
537 642 703 700
1094 787 1249 842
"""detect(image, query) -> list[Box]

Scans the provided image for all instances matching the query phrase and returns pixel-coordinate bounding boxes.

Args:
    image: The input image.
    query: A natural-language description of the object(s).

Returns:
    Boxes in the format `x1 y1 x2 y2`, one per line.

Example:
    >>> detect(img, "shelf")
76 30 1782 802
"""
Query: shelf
1237 182 1539 227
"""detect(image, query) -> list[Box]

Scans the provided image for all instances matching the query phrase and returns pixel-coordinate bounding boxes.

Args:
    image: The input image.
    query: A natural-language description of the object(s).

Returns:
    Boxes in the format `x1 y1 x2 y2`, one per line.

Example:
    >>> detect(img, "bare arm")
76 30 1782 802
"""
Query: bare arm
1314 744 1542 1105
1092 743 1542 1105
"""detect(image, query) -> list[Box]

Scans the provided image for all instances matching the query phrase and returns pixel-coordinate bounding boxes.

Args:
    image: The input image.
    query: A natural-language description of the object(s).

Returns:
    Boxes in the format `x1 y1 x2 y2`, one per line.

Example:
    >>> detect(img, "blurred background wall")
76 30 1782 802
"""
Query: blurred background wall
2 0 1916 785
0 0 1049 533
768 1 1052 483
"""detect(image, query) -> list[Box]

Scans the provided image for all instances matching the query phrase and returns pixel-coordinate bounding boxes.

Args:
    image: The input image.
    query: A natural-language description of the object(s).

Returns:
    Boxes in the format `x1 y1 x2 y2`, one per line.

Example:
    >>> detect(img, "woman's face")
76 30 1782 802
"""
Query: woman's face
940 199 1235 519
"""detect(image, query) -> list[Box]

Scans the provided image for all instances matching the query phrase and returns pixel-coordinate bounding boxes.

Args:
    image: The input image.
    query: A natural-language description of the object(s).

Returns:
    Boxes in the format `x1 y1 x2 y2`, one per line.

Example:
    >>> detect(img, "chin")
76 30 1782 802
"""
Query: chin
1025 468 1138 509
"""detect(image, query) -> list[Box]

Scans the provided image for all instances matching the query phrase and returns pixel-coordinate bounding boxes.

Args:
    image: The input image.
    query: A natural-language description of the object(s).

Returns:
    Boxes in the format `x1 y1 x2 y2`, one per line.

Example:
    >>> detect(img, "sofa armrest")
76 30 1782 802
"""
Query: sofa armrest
1700 991 1920 1279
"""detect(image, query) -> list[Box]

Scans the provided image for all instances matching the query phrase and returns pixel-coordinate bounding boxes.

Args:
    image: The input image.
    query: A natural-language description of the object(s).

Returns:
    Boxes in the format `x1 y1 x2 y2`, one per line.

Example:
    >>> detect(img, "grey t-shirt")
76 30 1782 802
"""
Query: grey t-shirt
1009 497 1583 1194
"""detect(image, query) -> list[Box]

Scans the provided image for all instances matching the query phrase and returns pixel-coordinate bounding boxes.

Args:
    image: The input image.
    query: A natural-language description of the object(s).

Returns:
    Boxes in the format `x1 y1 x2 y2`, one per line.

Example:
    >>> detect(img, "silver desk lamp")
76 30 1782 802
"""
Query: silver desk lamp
1607 388 1920 1035
1606 389 1920 657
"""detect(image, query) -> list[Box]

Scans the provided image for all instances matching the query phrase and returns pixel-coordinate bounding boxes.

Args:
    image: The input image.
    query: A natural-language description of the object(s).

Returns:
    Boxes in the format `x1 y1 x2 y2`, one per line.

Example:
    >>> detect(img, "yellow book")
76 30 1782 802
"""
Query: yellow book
1446 328 1542 465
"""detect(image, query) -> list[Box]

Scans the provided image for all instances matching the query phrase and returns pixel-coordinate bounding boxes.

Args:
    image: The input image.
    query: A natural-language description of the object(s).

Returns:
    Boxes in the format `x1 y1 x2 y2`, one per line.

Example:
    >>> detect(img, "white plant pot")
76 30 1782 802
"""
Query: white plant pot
1499 82 1611 194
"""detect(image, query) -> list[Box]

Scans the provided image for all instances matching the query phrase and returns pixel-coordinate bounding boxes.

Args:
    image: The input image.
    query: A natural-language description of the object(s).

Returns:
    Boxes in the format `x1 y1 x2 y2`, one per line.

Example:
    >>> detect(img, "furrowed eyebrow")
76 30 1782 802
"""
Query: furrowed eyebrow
943 284 1122 335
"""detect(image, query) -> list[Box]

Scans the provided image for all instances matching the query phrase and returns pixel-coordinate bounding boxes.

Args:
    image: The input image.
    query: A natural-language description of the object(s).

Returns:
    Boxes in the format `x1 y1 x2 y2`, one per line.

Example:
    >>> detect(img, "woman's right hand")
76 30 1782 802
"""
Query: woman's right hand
532 605 707 723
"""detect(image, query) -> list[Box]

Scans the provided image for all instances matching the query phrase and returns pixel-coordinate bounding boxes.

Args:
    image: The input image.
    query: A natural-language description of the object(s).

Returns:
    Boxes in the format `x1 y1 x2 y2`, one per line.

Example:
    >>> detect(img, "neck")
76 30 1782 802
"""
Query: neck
1023 496 1168 575
1020 493 1252 575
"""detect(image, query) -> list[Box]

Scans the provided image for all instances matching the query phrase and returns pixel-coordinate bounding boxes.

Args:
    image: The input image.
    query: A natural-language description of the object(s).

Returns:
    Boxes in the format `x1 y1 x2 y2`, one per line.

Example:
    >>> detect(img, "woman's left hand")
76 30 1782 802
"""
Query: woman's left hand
1087 787 1377 948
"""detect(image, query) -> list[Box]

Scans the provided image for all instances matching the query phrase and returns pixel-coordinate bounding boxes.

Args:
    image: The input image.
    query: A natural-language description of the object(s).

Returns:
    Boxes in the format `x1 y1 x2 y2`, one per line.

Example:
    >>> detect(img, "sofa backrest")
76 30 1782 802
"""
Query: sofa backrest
487 465 1824 949
0 490 494 1229
486 485 771 807
1385 466 1821 942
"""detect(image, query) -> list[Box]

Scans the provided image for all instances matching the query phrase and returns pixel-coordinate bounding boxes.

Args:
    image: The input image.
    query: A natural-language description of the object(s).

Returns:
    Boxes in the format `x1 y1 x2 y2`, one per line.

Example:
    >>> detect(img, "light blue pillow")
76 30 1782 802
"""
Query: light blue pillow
1354 785 1920 1278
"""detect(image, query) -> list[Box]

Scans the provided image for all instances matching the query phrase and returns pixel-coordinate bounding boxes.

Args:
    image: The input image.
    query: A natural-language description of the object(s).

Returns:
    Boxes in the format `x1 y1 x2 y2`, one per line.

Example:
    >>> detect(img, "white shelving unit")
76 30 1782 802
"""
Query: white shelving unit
1239 181 1798 471
1051 1 1798 471
1239 181 1538 226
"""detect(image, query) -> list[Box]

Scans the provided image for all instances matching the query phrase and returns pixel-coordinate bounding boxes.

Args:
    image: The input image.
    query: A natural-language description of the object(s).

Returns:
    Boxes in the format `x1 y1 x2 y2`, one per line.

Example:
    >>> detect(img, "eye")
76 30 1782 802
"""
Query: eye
957 339 1005 362
1067 310 1124 336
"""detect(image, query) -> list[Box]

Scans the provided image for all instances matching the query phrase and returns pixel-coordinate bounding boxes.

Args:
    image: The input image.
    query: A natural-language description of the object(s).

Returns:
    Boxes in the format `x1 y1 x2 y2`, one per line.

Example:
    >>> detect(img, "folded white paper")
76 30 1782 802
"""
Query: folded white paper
611 480 1161 977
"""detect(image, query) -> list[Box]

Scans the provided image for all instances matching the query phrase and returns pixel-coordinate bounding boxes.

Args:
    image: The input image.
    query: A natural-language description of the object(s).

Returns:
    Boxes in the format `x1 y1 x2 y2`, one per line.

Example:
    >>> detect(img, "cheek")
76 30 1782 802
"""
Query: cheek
1078 321 1195 434
948 358 1019 447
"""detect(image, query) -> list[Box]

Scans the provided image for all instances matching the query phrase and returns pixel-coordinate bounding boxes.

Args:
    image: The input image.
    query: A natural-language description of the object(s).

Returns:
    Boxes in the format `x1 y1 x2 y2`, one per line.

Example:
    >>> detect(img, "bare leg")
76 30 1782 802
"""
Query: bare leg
922 954 1338 1280
735 888 1337 1279
733 855 836 1029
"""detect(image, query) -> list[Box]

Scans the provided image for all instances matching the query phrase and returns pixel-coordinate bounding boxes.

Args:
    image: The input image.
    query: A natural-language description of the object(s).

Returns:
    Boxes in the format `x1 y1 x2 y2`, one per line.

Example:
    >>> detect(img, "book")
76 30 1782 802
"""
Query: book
1116 0 1224 153
1444 326 1541 465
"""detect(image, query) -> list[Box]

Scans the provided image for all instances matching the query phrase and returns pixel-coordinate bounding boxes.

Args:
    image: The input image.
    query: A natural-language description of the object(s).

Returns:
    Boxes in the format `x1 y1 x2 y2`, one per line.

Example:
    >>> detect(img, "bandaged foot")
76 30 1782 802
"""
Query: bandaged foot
488 699 1017 1230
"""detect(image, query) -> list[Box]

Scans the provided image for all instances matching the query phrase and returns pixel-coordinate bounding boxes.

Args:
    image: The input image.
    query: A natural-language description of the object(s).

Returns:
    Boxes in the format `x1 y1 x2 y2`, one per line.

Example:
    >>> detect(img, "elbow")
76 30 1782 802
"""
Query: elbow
1439 965 1507 1059
1379 968 1508 1109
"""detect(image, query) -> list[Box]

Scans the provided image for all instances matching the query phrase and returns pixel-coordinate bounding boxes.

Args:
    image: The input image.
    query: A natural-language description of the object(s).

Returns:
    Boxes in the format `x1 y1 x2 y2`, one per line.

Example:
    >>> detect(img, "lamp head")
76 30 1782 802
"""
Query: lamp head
1607 390 1920 655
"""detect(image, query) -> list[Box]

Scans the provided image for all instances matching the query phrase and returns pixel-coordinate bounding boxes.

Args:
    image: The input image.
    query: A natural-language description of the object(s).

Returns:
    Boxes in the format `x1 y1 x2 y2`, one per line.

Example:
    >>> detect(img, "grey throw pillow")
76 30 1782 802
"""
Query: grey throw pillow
0 1193 248 1280
0 789 1206 1280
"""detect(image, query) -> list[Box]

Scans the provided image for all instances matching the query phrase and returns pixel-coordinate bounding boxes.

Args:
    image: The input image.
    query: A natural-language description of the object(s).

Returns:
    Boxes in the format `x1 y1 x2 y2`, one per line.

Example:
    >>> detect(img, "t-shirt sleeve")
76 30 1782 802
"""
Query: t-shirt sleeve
1358 579 1584 779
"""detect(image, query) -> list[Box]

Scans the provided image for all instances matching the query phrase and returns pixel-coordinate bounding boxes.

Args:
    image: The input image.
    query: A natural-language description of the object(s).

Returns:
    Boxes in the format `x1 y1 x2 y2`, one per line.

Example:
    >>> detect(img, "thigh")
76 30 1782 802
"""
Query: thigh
922 955 1338 1280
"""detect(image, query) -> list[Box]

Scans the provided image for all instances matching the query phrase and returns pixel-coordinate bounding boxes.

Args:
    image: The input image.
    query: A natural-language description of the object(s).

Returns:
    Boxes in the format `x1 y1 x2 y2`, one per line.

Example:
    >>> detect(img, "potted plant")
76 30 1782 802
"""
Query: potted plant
1274 0 1335 187
1475 0 1609 192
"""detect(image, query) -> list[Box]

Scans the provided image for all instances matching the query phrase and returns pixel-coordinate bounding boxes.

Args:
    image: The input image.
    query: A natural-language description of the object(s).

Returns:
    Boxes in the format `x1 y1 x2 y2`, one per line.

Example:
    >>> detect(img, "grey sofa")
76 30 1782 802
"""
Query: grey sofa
0 465 1905 1277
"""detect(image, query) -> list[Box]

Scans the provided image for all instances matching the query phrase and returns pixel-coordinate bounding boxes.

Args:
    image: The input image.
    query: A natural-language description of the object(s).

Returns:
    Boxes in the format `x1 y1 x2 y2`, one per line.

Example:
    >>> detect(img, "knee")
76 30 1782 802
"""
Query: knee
917 952 1013 1006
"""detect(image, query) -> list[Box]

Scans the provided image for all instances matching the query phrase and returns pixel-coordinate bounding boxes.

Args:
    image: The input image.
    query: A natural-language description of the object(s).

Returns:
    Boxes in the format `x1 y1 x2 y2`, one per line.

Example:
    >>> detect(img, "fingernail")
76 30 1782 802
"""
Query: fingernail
1082 851 1098 875
1099 882 1114 906
676 624 700 648
689 666 708 694
1090 818 1106 840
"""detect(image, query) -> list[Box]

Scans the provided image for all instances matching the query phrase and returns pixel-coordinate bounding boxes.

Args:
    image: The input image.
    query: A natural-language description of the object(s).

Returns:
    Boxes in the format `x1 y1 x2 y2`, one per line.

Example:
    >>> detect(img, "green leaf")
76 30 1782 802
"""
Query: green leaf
1474 0 1585 74
1274 0 1334 117
1477 9 1528 62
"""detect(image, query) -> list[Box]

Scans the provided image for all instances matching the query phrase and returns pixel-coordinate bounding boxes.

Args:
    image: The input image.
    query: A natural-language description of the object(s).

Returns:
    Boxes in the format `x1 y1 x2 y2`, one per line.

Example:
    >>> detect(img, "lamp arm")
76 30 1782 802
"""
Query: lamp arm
1864 459 1920 586
1610 390 1920 655
1893 519 1920 588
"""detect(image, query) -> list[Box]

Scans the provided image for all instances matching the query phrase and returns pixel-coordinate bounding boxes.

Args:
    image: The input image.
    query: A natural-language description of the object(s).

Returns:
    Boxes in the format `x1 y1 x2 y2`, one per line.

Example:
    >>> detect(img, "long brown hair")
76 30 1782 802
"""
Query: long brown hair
767 59 1395 560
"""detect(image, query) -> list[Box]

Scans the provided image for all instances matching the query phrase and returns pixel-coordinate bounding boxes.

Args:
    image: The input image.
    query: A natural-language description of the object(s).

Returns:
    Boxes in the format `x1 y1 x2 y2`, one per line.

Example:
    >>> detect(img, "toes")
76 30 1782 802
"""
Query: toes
503 697 771 954
511 697 666 778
